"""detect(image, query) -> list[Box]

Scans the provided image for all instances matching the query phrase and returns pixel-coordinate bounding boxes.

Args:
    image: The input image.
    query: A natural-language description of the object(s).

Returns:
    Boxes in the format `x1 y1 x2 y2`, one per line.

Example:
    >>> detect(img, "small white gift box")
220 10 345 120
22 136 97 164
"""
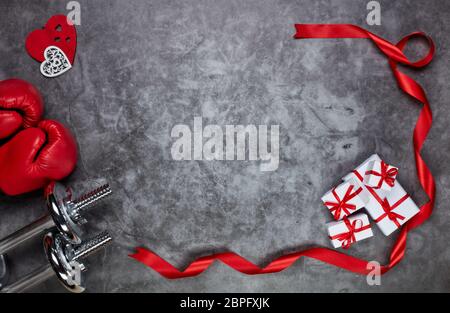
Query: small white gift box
343 154 381 182
342 154 387 213
321 178 365 220
366 180 420 236
327 213 373 249
363 160 398 191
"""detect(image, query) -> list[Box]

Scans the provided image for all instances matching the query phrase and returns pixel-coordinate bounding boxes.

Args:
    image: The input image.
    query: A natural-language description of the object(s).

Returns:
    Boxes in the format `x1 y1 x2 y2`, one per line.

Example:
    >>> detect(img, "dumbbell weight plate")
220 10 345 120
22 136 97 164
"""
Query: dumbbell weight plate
46 182 83 244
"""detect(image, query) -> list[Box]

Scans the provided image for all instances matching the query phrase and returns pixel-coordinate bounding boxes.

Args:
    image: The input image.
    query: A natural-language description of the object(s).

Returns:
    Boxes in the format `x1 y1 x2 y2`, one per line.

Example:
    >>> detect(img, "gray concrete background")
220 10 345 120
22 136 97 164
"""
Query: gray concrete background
0 0 449 292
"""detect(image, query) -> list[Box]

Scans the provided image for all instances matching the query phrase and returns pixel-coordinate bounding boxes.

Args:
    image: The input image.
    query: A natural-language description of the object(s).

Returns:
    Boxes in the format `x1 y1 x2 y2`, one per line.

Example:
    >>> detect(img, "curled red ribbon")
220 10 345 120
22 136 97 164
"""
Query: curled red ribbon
325 185 362 220
329 217 371 249
366 161 398 189
131 24 436 278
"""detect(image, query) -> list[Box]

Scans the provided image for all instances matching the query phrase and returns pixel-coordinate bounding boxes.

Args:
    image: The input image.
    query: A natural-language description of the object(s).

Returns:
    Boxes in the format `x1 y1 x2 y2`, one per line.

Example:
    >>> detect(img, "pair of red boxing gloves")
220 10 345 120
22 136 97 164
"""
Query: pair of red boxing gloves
0 78 77 196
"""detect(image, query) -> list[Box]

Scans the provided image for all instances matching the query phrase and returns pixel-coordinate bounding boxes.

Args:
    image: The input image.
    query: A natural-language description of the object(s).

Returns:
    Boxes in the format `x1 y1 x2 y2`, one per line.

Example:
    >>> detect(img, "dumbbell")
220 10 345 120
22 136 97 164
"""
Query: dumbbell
0 182 112 257
1 229 112 293
0 255 8 289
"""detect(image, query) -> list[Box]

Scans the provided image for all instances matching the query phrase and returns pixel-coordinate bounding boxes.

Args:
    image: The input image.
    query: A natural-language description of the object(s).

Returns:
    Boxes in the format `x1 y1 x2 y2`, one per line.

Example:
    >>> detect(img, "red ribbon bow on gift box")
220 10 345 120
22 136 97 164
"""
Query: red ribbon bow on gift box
375 195 408 228
329 217 370 249
366 161 398 189
354 170 408 228
325 185 362 220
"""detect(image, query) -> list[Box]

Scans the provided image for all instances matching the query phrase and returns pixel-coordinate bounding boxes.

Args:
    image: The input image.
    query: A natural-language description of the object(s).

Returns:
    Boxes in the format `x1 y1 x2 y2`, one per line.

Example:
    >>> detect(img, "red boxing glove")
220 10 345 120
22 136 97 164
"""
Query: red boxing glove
0 78 44 139
0 120 78 196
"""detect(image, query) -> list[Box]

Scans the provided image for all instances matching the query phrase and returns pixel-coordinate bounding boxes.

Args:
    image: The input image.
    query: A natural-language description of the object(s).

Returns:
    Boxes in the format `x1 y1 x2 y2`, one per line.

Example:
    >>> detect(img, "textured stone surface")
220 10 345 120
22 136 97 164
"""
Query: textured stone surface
0 0 449 292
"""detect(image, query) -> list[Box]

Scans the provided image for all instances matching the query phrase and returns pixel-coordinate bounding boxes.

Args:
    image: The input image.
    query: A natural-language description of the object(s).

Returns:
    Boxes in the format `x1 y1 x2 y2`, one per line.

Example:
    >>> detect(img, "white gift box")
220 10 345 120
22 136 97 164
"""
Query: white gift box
342 154 381 182
363 160 398 191
327 213 373 249
367 180 420 236
342 154 387 213
321 179 365 220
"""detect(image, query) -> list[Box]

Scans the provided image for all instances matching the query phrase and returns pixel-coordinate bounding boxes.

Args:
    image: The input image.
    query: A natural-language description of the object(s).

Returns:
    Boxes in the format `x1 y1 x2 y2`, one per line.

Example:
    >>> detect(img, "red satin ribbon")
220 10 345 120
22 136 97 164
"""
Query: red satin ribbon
366 161 398 189
131 24 436 278
325 185 362 220
329 217 371 249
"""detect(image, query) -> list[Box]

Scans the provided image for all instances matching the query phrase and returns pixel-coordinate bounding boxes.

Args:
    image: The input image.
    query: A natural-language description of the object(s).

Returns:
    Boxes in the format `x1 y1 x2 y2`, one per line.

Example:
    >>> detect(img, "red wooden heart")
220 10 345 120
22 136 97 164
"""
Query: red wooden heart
25 15 77 64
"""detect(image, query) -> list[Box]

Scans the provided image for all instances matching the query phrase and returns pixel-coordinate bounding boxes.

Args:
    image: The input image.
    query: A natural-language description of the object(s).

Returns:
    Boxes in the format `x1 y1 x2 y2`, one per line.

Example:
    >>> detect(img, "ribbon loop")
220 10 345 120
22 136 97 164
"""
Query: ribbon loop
395 32 435 68
366 161 398 189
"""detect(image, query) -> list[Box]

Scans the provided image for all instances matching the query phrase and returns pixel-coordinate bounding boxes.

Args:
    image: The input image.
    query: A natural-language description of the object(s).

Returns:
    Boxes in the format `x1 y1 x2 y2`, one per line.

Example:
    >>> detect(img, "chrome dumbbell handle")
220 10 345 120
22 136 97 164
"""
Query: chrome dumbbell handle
0 215 54 255
1 264 54 293
0 183 112 256
0 255 8 289
1 230 112 293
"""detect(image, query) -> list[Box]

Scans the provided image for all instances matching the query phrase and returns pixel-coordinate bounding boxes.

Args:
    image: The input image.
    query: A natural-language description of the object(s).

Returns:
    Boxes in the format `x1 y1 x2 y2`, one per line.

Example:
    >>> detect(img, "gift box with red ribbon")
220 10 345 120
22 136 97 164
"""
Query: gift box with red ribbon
343 154 382 183
327 213 373 249
364 160 398 191
342 154 420 236
366 180 420 236
342 154 387 214
321 179 365 220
